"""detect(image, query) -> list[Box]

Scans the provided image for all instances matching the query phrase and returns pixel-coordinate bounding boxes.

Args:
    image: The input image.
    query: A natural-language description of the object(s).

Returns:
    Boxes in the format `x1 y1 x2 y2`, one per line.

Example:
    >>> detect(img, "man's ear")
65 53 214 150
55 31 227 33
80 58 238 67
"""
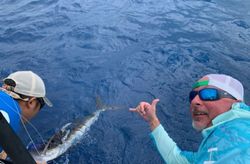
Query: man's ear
26 97 37 109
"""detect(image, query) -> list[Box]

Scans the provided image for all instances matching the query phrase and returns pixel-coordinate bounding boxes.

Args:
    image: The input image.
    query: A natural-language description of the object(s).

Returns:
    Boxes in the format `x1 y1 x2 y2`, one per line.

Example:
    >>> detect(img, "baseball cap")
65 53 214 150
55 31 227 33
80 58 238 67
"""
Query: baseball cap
192 74 244 101
3 71 53 107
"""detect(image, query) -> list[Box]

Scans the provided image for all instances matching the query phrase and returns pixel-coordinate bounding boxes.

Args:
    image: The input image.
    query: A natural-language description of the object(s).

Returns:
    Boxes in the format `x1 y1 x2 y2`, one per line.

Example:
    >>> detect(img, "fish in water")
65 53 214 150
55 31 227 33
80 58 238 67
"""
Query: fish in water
28 97 120 162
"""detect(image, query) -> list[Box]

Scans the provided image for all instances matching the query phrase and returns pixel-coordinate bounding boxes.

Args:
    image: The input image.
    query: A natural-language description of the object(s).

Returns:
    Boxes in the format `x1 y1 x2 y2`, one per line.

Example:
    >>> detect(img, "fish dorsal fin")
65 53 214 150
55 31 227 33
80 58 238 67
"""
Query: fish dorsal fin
95 95 123 111
95 95 104 110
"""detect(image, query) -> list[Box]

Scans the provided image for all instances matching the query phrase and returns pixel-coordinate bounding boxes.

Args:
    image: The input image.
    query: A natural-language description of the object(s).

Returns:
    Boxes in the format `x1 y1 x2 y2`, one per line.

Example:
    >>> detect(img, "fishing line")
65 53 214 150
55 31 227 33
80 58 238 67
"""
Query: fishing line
0 95 60 164
0 95 45 156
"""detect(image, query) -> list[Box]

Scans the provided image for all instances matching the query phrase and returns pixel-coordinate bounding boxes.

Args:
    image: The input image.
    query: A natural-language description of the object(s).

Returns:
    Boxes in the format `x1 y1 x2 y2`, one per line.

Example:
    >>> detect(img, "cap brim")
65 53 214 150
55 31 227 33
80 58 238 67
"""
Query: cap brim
43 97 53 107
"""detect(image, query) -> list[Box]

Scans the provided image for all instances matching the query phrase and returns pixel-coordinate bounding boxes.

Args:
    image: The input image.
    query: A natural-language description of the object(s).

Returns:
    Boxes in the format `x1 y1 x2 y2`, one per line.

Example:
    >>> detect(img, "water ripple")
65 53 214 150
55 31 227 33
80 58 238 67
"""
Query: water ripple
0 0 250 163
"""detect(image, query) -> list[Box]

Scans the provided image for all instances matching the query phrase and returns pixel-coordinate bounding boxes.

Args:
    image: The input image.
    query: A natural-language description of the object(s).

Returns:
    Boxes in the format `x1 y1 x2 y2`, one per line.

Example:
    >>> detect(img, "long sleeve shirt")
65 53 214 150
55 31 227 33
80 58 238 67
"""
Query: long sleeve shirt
150 102 250 164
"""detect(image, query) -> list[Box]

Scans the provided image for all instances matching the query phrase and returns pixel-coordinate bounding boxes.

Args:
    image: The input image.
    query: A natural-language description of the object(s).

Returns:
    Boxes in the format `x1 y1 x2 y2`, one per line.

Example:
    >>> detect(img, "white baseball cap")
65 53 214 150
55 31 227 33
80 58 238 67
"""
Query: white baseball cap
193 74 244 101
3 71 53 107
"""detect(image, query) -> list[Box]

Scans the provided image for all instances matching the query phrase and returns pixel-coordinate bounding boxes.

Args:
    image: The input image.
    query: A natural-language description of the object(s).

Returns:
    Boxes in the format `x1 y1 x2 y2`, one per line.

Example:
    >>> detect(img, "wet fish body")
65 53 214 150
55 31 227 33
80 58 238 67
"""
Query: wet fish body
29 109 105 162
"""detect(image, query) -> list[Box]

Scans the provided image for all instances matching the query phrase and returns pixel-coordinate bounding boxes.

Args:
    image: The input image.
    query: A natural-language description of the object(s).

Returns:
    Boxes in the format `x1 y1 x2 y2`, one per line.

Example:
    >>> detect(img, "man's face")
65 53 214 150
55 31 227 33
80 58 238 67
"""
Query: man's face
20 98 41 122
189 78 237 131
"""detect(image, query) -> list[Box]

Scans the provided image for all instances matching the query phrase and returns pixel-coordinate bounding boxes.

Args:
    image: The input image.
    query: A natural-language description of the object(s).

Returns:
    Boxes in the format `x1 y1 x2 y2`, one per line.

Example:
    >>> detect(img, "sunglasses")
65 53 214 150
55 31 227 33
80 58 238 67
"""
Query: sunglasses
189 88 236 103
36 98 45 110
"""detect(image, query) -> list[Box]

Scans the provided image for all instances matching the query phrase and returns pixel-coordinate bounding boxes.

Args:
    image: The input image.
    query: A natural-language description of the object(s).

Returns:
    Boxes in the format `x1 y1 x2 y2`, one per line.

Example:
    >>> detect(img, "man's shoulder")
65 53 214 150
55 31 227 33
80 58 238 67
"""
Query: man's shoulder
0 91 20 114
214 118 250 140
203 118 250 162
0 91 21 132
222 117 250 128
0 91 15 108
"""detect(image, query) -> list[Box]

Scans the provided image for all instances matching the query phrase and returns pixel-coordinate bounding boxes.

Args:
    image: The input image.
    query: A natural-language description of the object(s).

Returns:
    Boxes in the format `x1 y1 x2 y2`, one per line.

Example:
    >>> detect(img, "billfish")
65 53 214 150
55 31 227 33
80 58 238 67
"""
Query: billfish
28 97 119 162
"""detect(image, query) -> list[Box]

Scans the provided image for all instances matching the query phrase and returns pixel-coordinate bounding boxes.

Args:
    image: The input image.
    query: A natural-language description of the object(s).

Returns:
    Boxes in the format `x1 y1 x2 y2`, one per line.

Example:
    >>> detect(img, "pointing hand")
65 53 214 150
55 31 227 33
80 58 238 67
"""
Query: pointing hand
129 99 160 130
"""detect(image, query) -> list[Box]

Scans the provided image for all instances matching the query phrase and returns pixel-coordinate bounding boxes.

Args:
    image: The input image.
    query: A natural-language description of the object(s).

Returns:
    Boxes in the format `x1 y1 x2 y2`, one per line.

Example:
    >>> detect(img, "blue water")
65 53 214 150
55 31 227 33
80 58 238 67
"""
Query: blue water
0 0 250 163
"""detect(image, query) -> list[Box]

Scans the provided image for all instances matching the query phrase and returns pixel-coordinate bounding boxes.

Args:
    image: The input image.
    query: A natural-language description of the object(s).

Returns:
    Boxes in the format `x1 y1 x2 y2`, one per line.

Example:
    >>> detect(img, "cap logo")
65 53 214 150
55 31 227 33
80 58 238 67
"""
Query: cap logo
192 80 209 89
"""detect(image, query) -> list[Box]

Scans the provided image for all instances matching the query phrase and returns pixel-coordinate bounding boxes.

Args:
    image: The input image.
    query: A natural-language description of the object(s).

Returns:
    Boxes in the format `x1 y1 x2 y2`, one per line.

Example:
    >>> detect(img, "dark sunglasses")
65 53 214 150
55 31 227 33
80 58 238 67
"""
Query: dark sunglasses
36 98 45 110
189 88 236 103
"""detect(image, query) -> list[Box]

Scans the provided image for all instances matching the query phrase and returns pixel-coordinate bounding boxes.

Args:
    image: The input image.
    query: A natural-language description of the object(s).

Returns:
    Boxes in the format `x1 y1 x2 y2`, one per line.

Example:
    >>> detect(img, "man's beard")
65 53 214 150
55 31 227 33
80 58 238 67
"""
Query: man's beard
192 121 208 132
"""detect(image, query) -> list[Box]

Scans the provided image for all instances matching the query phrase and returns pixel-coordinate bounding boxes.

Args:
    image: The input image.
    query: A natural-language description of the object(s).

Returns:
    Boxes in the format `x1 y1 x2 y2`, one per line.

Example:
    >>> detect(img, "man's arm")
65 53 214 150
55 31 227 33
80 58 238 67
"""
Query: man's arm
130 99 193 164
150 124 191 164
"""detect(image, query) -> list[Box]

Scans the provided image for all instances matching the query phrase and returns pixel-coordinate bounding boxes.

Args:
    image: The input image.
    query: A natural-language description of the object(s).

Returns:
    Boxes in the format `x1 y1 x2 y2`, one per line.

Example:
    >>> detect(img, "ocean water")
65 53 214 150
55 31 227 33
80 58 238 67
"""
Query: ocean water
0 0 250 163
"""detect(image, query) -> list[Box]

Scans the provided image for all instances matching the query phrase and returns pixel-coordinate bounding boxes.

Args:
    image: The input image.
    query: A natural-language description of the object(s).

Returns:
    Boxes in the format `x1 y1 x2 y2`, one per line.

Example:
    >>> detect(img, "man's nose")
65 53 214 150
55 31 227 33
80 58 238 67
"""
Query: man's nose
191 94 202 105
